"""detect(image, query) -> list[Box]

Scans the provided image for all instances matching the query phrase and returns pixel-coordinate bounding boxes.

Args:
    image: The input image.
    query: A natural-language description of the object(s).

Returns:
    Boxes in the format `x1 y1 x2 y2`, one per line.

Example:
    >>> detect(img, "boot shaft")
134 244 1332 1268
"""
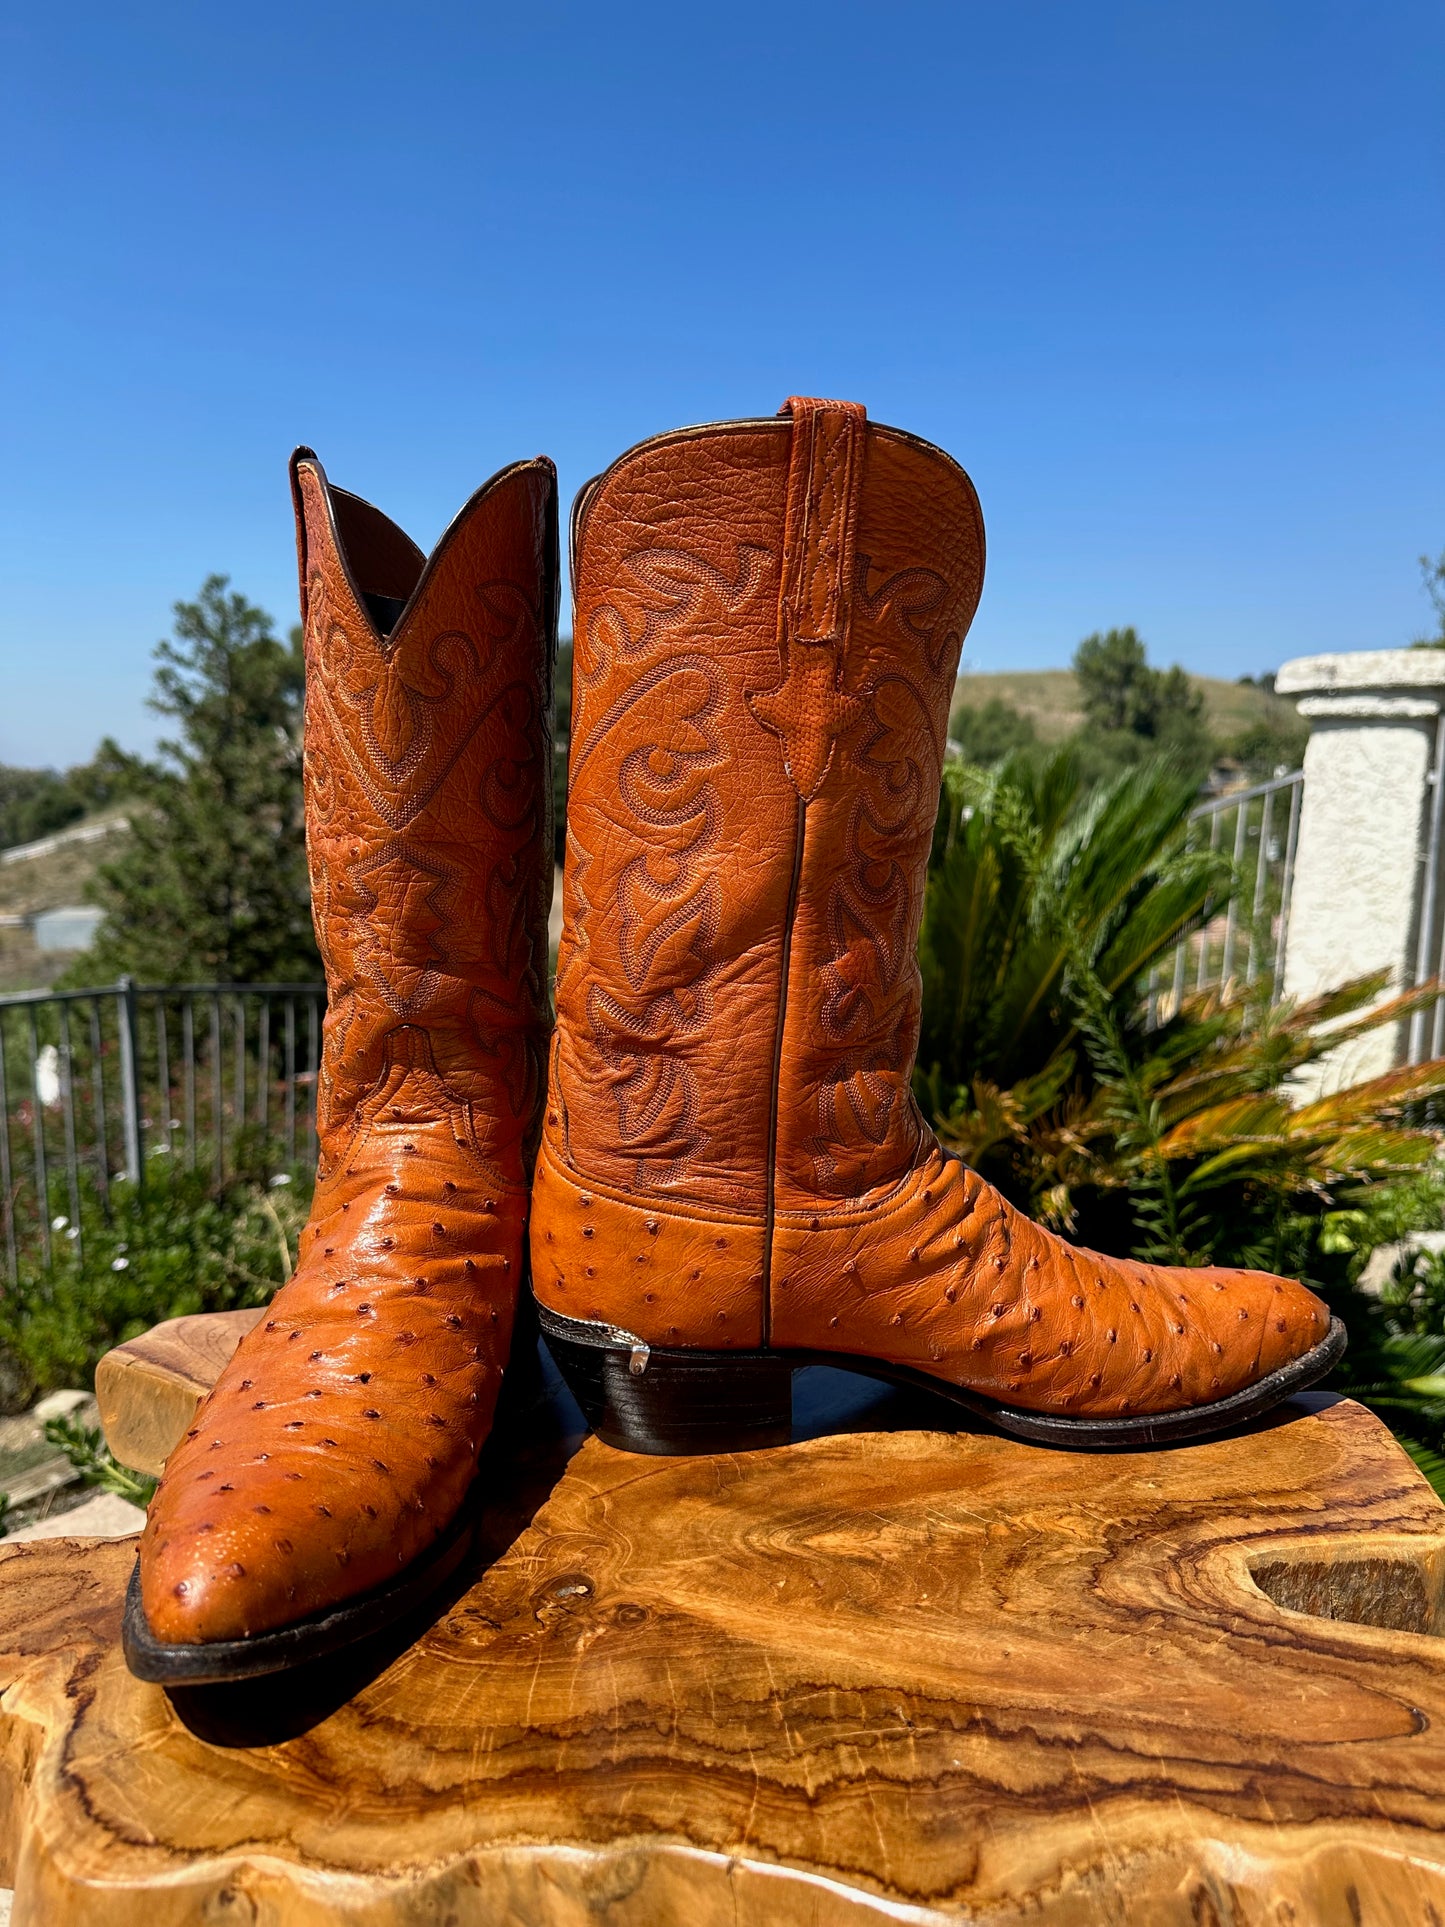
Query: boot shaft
290 451 558 1188
551 400 984 1216
536 409 1340 1453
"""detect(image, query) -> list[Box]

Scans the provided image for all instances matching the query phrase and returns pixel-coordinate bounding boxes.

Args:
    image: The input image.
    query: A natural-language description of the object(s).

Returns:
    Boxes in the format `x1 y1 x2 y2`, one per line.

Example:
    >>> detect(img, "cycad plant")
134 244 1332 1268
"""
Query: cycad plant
916 752 1235 1219
915 749 1445 1483
1328 1247 1445 1491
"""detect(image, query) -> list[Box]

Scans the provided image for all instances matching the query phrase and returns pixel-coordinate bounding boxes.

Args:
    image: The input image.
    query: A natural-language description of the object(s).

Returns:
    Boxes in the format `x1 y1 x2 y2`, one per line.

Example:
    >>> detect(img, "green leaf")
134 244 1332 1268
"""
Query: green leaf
43 1415 157 1508
914 739 1445 1279
1395 1436 1445 1500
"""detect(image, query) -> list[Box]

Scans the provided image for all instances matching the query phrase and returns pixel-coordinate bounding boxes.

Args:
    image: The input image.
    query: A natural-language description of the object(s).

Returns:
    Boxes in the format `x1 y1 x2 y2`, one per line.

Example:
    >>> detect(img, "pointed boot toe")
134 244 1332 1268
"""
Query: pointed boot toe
138 1169 502 1650
127 450 557 1683
1180 1263 1332 1393
137 1365 482 1652
768 1152 1339 1430
531 397 1344 1454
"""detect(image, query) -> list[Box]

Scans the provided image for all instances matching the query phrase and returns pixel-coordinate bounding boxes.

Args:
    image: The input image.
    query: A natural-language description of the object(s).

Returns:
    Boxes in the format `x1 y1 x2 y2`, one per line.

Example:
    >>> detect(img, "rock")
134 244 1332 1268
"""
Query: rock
32 1390 92 1424
1359 1229 1445 1297
4 1491 144 1543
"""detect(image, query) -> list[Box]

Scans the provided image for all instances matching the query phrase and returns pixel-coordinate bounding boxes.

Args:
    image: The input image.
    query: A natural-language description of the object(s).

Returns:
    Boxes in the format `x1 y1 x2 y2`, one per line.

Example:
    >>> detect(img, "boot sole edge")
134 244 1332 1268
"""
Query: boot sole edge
122 1283 548 1685
121 1499 476 1686
536 1301 1348 1454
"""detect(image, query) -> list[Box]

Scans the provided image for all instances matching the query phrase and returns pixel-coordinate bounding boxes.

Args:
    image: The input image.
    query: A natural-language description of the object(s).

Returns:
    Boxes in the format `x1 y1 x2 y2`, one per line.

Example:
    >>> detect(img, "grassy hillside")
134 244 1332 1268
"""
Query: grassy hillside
0 814 129 992
949 669 1290 746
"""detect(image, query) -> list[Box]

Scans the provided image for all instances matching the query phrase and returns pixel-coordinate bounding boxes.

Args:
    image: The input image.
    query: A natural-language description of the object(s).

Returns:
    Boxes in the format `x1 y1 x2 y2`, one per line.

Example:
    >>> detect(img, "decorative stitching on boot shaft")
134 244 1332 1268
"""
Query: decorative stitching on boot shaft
139 452 556 1647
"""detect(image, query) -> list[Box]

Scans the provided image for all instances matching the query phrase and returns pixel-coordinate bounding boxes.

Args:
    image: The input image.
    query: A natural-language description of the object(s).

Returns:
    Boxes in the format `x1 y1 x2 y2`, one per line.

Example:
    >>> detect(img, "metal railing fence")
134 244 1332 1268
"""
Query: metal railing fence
0 977 324 1283
0 773 1311 1273
1408 714 1445 1065
1149 768 1304 1024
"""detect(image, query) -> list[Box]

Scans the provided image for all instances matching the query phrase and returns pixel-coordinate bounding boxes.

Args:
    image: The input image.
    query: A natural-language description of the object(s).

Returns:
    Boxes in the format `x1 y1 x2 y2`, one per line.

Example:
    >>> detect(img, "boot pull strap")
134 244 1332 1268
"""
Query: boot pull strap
777 397 867 647
744 398 869 800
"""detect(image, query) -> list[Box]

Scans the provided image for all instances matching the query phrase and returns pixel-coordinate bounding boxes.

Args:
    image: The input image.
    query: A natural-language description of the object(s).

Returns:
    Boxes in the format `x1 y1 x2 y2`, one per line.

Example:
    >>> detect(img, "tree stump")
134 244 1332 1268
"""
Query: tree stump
94 1308 265 1480
1 1317 1444 1924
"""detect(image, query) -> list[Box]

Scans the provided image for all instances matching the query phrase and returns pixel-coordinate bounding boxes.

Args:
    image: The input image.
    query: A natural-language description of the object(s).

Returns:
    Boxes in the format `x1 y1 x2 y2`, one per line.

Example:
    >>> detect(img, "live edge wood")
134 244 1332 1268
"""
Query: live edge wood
2 1324 1445 1923
94 1307 266 1480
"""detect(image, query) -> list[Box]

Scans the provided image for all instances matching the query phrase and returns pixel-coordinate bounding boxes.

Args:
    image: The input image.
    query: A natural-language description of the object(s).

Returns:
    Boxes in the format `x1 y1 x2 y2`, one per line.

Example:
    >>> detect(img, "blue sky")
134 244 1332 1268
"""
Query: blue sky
2 1 1441 767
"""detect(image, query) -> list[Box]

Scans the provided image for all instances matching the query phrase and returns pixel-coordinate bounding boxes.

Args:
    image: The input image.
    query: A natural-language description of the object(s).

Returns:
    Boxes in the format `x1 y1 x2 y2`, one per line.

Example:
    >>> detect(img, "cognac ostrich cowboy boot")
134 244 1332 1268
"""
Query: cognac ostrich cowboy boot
530 398 1344 1452
126 448 557 1682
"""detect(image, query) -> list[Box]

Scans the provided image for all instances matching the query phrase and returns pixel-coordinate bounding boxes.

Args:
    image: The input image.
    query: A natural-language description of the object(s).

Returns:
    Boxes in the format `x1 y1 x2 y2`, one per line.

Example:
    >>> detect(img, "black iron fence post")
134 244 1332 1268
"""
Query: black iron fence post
0 978 325 1272
117 975 144 1187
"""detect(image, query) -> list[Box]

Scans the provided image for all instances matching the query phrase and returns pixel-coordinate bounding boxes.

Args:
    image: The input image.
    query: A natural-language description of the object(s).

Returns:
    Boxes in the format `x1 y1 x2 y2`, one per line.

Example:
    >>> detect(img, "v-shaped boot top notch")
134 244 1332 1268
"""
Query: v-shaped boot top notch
289 447 558 642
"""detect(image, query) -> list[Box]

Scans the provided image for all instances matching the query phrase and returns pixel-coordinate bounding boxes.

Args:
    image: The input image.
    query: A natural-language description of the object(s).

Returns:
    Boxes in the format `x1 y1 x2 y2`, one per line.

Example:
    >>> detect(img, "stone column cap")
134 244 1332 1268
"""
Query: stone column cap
1277 648 1445 697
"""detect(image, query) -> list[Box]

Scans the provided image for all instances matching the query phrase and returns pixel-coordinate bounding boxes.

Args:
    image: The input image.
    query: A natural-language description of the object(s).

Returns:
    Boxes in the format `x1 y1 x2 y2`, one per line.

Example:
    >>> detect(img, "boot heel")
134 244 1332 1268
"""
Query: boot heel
537 1303 792 1455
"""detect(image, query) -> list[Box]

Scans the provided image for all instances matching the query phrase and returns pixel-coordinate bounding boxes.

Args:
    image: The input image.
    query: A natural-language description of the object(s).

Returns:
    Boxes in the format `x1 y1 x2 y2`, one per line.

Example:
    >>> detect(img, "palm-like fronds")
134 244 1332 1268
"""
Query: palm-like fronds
1145 994 1445 1198
917 751 1232 1142
917 748 1445 1245
916 746 1445 1489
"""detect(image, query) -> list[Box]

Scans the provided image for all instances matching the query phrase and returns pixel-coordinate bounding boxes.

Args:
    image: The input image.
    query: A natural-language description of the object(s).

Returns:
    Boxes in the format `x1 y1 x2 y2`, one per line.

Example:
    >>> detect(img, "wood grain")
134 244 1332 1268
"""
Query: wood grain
3 1321 1445 1923
94 1307 265 1478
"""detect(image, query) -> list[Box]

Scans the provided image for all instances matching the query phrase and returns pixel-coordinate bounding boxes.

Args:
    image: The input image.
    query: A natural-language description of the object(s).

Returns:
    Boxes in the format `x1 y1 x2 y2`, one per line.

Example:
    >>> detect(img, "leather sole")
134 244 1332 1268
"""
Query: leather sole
122 1496 476 1685
536 1300 1348 1453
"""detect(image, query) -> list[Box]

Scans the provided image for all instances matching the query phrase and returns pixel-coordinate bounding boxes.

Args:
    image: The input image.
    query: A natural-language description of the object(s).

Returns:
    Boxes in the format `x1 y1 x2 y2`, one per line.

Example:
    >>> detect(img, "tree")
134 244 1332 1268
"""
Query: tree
1074 627 1154 733
1071 626 1210 774
83 577 319 984
0 767 81 850
66 738 144 818
0 742 138 851
1224 711 1309 780
1414 549 1445 648
948 696 1038 766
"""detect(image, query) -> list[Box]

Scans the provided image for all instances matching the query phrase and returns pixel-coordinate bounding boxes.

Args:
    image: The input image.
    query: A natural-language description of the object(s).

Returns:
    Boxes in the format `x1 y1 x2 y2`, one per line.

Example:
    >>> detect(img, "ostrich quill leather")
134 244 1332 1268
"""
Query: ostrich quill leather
140 449 556 1643
530 399 1328 1416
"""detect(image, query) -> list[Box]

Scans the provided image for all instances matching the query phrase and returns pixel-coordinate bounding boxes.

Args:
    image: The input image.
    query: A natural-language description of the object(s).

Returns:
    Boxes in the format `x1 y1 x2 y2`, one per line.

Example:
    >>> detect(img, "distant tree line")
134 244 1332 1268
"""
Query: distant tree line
951 626 1308 783
0 745 136 851
5 540 1438 985
954 547 1445 778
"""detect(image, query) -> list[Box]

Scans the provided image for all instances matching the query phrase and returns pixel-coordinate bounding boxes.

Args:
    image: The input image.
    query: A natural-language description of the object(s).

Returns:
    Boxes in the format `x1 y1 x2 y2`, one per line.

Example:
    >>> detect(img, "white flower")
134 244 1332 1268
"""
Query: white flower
51 1215 68 1231
269 1173 292 1188
111 1256 129 1272
66 1226 80 1241
116 1243 128 1255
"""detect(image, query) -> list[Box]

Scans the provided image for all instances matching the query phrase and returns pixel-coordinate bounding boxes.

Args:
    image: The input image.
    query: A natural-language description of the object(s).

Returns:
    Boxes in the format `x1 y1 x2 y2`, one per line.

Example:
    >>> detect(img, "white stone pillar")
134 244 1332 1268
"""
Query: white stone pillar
1276 649 1445 1089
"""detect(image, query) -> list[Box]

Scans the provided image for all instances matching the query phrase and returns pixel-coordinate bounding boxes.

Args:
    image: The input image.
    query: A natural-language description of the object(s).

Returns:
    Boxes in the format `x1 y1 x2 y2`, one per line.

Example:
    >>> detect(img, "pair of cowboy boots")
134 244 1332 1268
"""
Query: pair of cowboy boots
126 401 1343 1683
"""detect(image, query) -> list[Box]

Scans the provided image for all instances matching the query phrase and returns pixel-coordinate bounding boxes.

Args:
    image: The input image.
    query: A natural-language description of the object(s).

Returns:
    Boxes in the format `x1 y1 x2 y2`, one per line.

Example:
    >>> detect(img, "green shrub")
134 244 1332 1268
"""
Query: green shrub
915 747 1445 1488
917 751 1445 1254
0 1157 311 1399
43 1414 157 1508
1310 1180 1445 1487
947 696 1039 767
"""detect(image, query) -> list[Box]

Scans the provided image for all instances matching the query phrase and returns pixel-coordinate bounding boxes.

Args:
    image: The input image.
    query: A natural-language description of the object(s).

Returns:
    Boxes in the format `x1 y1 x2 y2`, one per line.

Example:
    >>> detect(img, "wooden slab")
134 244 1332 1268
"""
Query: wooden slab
94 1307 265 1478
2 1319 1445 1923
